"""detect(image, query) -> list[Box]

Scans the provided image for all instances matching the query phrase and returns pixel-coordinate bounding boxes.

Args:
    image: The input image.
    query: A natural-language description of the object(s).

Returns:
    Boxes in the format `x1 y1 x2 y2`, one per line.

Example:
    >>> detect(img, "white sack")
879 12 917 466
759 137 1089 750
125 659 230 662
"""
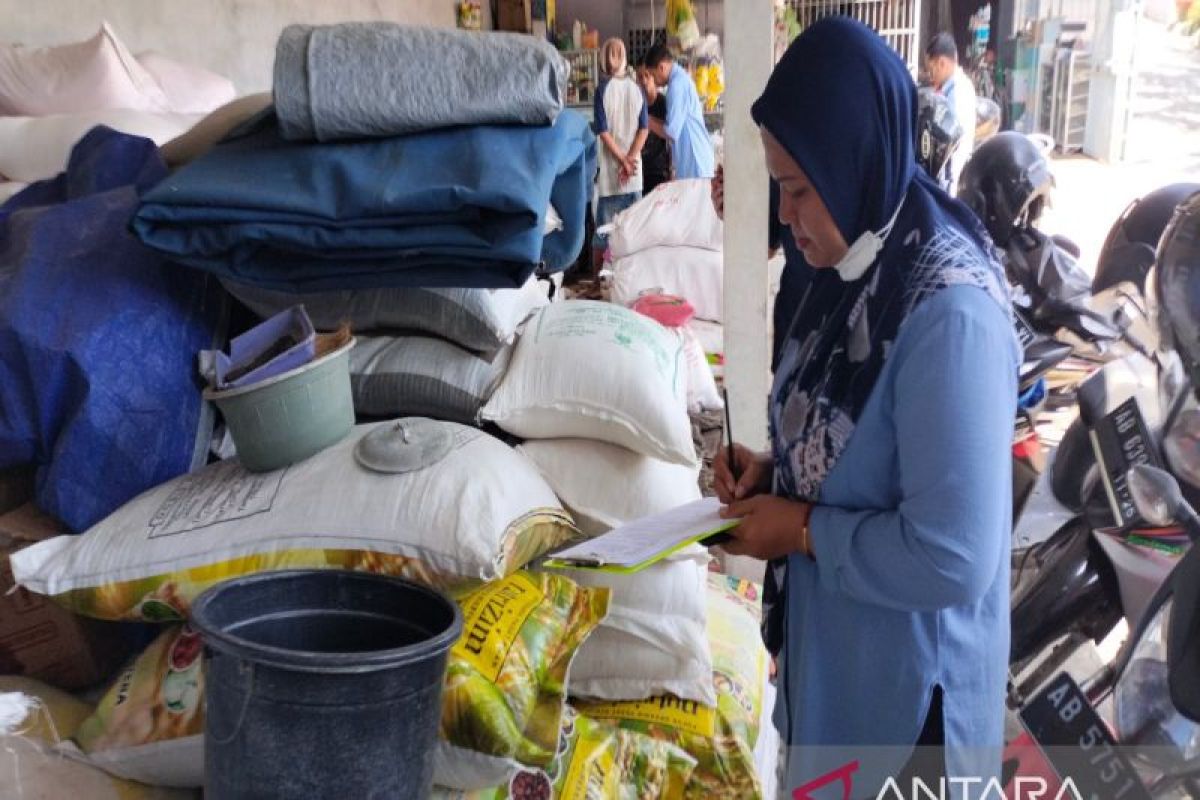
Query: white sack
608 179 722 258
481 301 696 466
610 245 724 323
517 439 700 537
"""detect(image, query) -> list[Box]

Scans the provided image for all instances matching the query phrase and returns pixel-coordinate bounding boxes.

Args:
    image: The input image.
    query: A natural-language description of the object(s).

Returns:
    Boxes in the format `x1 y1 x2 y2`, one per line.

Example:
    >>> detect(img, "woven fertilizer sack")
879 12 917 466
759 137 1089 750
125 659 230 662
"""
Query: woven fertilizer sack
607 179 722 258
222 277 547 353
350 335 512 424
481 301 695 466
10 421 575 621
516 439 700 537
432 707 696 800
433 572 609 790
0 677 193 800
573 574 770 799
74 626 204 787
675 327 723 413
609 246 723 323
560 546 714 706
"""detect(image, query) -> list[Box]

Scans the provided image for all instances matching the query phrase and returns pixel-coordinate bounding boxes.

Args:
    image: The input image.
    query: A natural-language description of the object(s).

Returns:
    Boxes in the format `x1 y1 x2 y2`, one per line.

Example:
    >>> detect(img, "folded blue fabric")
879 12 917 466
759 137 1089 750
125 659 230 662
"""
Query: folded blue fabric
132 109 594 291
0 127 223 532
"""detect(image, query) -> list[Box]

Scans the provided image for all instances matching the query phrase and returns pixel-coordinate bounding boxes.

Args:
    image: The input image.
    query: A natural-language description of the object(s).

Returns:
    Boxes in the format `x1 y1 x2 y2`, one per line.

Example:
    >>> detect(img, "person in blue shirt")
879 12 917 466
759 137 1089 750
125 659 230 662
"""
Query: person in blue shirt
644 44 715 181
713 17 1016 797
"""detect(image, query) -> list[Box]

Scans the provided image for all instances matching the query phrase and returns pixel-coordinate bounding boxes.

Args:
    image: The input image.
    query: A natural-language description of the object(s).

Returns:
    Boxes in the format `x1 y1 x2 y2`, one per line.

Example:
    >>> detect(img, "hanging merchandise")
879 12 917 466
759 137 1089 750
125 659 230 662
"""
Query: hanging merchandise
10 421 576 622
434 572 610 790
666 0 702 50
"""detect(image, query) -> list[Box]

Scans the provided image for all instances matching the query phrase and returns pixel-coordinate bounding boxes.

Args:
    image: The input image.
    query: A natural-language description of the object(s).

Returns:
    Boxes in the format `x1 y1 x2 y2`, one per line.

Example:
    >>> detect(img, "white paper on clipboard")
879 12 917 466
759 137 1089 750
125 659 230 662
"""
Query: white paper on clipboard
546 497 736 570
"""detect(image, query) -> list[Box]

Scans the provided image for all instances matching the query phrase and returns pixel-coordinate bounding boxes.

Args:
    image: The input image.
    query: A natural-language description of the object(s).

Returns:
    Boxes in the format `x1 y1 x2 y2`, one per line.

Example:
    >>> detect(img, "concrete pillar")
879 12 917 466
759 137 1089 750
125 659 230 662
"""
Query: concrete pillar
722 0 774 452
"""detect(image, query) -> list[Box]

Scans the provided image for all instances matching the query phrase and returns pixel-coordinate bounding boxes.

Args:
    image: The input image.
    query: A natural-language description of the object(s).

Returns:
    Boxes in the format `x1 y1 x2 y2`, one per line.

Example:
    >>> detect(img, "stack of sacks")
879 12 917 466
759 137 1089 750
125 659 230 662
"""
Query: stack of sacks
606 179 724 324
222 279 548 425
9 419 603 789
0 23 235 199
132 23 593 291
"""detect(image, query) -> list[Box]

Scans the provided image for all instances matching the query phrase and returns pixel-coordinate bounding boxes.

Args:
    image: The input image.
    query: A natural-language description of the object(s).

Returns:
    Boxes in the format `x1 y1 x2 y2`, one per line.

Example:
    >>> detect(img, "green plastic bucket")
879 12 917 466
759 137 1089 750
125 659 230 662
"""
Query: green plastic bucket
204 338 356 473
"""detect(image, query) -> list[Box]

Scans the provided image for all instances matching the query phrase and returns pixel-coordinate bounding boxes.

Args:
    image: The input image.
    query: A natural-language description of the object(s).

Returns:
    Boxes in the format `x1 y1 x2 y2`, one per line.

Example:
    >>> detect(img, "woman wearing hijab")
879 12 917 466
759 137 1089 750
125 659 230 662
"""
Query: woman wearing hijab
713 18 1017 795
592 38 648 250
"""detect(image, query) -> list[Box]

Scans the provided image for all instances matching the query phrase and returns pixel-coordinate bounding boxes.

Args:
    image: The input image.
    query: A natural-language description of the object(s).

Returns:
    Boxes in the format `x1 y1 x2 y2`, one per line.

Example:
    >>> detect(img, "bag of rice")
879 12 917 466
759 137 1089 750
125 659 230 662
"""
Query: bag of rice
222 278 547 354
516 439 700 537
350 335 512 424
609 246 723 324
481 301 695 466
674 327 723 413
0 676 193 799
432 707 696 800
74 625 204 787
560 546 714 706
435 572 609 789
11 421 576 621
607 179 722 258
573 574 770 799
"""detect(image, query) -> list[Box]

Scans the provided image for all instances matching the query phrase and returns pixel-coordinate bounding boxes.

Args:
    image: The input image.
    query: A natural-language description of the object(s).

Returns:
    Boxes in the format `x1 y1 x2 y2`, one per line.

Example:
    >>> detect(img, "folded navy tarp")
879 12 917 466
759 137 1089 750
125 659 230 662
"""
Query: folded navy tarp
0 127 223 532
132 108 594 291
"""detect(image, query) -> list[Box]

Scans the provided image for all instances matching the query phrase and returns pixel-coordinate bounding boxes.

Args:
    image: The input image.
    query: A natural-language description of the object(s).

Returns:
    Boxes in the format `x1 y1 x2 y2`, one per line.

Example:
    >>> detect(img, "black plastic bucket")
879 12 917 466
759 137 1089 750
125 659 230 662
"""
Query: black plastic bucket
190 570 462 799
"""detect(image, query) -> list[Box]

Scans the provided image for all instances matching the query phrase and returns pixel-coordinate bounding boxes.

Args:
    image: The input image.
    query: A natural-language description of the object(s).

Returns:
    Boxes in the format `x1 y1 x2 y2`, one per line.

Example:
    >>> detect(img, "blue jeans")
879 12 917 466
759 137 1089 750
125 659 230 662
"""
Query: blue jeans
593 191 641 247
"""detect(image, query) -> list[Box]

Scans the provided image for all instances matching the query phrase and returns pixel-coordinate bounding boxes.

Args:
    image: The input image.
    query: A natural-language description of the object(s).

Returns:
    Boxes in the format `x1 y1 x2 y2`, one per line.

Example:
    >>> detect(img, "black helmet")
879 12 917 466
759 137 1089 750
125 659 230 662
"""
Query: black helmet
958 131 1054 247
1150 191 1200 386
916 87 961 183
1093 182 1200 294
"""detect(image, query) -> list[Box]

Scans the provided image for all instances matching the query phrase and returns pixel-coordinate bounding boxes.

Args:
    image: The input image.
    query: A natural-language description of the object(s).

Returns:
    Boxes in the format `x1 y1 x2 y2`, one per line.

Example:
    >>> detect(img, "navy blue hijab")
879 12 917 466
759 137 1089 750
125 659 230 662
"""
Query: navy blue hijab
750 18 1008 655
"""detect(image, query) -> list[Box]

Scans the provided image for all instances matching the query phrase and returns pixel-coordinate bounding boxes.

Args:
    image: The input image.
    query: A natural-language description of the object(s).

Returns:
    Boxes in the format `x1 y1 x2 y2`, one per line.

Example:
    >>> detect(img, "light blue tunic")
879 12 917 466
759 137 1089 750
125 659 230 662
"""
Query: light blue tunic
776 284 1018 796
663 64 714 180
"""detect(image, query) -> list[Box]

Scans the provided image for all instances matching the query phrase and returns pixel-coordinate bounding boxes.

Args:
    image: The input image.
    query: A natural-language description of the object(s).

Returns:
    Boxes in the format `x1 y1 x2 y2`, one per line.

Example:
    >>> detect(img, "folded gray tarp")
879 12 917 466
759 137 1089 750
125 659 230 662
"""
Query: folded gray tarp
274 22 569 142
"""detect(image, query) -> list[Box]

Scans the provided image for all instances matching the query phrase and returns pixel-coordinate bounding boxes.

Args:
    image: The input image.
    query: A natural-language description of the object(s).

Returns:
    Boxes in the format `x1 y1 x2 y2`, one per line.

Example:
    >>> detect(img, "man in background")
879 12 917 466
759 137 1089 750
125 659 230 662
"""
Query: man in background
925 32 976 192
644 44 715 180
637 62 672 194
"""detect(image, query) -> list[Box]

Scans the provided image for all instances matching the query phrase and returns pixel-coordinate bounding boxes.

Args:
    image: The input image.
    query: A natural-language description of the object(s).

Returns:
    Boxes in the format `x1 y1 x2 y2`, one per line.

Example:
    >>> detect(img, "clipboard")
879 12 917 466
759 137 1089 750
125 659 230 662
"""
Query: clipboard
543 497 740 574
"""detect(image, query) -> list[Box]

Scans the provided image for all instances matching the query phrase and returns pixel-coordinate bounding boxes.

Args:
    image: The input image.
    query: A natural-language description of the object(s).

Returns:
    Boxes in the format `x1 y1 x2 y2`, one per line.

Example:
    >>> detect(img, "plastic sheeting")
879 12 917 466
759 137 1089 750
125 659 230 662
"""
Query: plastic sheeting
0 127 222 532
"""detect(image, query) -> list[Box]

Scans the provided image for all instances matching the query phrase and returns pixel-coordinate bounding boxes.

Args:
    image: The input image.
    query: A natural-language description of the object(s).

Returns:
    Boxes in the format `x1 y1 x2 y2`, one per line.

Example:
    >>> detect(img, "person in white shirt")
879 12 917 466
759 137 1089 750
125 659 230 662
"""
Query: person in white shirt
593 37 648 246
925 32 976 194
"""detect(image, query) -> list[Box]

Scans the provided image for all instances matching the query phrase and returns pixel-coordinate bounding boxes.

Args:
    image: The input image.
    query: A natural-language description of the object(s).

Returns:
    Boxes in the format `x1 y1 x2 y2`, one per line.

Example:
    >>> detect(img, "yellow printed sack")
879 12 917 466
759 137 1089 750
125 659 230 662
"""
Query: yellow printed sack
436 572 610 788
10 421 577 621
0 676 195 799
573 574 769 799
432 707 696 800
75 625 205 787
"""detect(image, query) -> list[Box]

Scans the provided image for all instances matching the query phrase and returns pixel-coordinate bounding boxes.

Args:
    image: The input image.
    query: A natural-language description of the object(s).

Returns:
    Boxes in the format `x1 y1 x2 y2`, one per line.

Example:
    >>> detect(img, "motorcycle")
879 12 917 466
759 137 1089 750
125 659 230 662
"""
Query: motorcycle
1006 463 1200 799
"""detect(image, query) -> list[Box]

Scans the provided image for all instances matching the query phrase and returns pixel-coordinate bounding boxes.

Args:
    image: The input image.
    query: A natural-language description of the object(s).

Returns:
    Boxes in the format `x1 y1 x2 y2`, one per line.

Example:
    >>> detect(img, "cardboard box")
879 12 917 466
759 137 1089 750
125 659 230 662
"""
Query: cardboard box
0 504 130 690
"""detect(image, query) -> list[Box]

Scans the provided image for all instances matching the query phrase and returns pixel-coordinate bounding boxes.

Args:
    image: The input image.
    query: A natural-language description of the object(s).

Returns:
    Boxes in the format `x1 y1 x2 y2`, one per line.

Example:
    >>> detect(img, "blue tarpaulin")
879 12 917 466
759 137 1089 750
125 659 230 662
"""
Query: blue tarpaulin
0 127 223 532
132 108 594 291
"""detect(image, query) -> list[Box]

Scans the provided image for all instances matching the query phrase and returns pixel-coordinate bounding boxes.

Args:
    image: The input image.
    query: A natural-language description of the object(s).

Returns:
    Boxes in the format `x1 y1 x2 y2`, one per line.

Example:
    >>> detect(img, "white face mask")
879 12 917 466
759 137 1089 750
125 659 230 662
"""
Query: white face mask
833 199 906 282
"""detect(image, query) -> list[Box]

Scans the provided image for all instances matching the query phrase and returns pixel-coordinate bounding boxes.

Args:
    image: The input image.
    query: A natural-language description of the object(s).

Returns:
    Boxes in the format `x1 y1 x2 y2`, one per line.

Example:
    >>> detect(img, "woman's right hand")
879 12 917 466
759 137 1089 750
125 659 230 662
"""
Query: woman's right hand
713 443 773 504
710 164 724 220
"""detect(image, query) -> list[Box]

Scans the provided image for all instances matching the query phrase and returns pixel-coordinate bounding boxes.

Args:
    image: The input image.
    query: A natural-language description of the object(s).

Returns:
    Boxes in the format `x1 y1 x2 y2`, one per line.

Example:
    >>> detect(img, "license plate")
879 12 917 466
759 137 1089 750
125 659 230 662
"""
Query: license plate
1020 672 1151 800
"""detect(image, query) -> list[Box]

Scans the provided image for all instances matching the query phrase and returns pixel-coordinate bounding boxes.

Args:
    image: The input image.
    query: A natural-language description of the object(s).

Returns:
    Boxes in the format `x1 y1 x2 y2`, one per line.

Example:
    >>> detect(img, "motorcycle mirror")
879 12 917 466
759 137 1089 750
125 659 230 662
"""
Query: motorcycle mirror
1127 463 1185 528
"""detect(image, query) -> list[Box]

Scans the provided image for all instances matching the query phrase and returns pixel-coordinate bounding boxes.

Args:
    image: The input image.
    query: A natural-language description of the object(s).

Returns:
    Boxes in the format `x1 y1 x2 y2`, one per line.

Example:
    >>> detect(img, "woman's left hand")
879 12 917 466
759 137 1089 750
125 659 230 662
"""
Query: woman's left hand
718 496 811 561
